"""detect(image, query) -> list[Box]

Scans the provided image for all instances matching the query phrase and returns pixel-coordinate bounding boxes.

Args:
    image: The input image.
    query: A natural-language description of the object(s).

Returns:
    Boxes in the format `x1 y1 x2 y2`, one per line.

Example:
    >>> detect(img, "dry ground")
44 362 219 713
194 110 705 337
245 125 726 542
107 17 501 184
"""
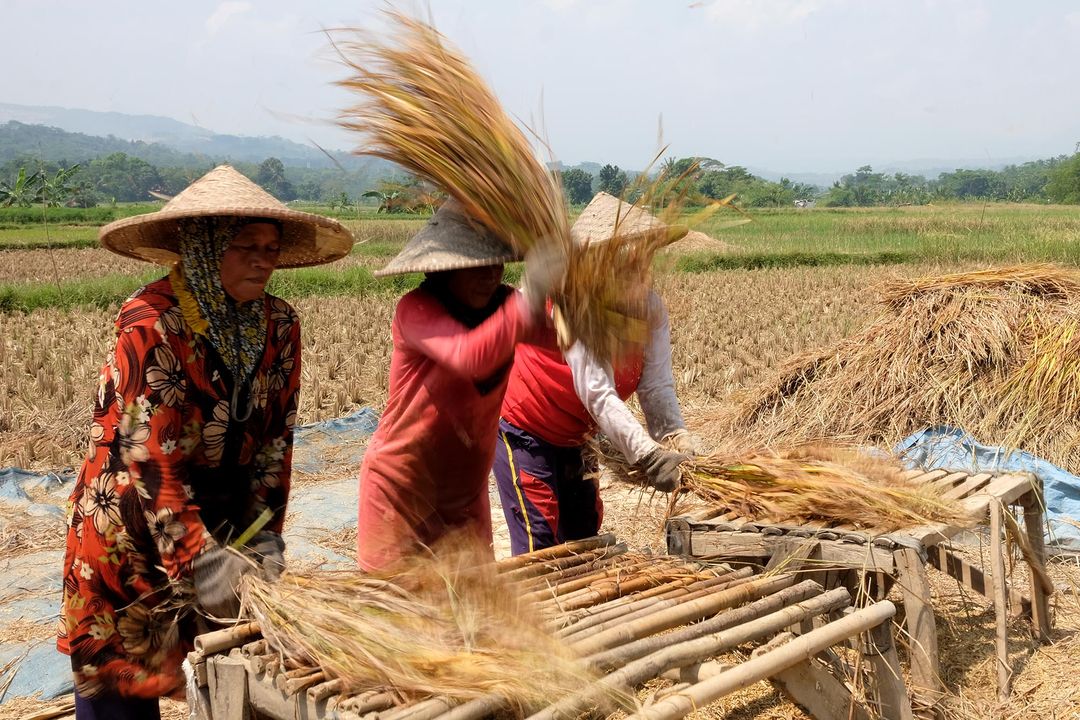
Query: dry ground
4 259 1080 719
1 261 971 470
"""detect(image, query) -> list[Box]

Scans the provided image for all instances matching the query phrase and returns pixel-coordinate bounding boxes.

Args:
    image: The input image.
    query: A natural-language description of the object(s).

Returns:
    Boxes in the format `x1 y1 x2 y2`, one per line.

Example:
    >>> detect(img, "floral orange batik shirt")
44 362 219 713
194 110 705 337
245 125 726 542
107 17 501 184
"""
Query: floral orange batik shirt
57 272 301 698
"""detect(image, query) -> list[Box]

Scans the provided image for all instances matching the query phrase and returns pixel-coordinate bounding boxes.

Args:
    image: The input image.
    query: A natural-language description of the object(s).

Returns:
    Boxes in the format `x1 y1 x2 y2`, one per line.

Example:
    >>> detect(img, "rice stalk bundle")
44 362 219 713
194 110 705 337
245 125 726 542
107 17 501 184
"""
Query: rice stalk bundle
241 536 595 707
680 445 970 531
332 11 691 359
712 263 1080 472
590 438 968 530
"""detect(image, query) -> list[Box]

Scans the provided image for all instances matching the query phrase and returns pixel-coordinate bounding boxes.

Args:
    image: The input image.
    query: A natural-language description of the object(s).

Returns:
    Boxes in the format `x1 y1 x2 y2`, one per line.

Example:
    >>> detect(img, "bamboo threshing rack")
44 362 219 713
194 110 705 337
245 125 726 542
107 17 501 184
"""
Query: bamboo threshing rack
666 469 1054 708
186 535 911 720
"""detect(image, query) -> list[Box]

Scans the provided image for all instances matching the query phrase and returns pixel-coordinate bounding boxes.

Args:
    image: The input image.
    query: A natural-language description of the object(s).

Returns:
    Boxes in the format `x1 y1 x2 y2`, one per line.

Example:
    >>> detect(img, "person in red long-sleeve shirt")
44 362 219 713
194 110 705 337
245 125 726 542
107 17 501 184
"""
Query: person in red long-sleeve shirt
357 199 554 571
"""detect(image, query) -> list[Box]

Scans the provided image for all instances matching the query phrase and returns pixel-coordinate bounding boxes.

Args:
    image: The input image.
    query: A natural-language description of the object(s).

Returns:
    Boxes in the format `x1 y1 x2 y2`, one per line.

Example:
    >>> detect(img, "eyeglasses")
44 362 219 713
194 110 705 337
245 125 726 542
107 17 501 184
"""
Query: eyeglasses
226 244 282 260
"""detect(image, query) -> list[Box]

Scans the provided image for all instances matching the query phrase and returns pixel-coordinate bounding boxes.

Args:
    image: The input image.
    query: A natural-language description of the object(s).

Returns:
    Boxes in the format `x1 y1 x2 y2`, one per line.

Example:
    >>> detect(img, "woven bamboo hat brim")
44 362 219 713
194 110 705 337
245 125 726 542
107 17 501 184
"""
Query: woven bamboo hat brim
99 165 354 268
570 192 688 247
375 198 522 277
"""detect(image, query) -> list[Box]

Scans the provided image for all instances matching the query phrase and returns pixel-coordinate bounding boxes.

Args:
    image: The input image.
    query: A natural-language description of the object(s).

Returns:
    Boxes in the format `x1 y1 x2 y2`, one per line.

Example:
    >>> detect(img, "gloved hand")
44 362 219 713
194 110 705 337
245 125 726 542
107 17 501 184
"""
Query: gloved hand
667 429 705 456
193 543 257 619
638 447 690 492
246 530 285 581
521 244 567 320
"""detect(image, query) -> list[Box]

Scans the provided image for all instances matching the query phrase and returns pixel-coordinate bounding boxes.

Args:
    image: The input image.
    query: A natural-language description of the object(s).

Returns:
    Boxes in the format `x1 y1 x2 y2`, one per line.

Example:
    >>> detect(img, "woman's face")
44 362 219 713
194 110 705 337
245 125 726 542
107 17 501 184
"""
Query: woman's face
220 223 281 302
445 264 505 310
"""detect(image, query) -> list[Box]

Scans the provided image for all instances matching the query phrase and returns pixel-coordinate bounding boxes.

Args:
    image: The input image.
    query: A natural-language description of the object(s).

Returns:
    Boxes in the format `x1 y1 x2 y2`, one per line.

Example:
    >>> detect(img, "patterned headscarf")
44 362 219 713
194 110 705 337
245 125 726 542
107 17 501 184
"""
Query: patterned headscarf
176 217 268 389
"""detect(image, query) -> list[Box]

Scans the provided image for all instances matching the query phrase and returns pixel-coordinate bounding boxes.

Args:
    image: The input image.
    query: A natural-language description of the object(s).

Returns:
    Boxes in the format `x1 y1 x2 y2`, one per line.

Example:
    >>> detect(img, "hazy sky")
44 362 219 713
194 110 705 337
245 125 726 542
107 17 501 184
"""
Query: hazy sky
4 0 1079 172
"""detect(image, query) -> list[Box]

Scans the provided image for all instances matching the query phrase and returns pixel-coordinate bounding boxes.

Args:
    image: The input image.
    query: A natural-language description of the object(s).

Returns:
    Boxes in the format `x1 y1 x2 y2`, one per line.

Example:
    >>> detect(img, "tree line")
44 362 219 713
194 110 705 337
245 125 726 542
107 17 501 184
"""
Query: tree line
561 154 1080 208
3 150 1080 210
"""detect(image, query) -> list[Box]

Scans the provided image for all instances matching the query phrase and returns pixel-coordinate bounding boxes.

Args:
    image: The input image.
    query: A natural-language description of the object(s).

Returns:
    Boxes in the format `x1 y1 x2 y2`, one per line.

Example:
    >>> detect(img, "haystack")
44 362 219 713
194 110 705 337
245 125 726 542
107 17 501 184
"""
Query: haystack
711 263 1080 472
662 229 732 254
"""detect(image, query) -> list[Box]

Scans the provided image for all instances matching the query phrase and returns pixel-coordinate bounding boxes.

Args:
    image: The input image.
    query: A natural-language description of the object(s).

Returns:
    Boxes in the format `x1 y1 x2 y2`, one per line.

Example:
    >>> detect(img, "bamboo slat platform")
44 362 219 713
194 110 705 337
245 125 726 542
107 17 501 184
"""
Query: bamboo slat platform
186 535 908 720
665 470 1054 708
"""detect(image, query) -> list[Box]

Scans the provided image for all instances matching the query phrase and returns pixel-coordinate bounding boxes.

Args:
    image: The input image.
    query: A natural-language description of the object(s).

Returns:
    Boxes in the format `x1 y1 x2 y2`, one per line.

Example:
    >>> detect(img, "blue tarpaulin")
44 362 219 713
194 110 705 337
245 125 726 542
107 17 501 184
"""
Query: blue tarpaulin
292 407 380 474
896 426 1080 550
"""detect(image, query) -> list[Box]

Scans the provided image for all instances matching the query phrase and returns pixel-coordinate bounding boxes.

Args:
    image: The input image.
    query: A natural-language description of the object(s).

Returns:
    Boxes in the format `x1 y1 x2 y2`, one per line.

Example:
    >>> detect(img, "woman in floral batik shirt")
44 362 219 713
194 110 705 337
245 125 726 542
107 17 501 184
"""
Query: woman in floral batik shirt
57 165 352 717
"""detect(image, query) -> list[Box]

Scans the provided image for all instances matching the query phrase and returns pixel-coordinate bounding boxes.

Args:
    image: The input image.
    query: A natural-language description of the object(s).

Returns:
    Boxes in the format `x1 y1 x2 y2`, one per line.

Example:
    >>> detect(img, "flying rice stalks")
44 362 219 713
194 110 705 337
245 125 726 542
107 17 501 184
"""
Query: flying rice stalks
240 536 602 709
332 11 693 360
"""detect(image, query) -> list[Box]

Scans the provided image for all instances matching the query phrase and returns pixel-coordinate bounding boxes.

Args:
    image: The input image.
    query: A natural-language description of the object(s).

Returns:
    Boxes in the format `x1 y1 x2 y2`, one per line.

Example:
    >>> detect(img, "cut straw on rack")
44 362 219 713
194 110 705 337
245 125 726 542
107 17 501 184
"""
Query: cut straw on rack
241 536 600 709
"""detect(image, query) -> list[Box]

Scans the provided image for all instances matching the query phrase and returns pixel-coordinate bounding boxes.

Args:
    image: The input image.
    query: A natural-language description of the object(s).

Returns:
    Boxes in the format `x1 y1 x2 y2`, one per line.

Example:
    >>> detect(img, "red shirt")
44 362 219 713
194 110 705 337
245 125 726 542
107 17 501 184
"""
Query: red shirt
501 324 644 447
357 286 530 571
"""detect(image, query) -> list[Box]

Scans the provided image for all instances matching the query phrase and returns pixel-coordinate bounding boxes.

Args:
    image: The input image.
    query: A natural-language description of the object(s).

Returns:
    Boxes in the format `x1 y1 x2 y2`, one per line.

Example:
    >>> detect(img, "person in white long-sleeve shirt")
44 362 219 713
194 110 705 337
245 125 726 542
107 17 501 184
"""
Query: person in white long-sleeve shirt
494 288 698 555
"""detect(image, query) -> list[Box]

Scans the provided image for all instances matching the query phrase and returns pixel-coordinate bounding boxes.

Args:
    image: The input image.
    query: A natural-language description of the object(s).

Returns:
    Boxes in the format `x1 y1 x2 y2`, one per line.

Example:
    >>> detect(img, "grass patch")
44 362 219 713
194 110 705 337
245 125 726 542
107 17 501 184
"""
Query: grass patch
0 204 157 226
676 251 913 273
0 264 523 314
696 204 1080 264
0 226 99 249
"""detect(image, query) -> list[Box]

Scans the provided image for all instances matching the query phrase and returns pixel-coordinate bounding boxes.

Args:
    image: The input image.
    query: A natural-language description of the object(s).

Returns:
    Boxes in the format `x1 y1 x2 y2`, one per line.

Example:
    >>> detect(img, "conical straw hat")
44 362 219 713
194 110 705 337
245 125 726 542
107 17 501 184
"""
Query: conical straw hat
99 165 354 268
375 198 521 277
570 192 687 247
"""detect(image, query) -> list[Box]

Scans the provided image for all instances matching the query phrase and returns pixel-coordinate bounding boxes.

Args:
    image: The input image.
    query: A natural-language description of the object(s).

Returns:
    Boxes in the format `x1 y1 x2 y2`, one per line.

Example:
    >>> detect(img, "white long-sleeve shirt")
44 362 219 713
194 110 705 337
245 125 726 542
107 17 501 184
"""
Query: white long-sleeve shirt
566 290 686 464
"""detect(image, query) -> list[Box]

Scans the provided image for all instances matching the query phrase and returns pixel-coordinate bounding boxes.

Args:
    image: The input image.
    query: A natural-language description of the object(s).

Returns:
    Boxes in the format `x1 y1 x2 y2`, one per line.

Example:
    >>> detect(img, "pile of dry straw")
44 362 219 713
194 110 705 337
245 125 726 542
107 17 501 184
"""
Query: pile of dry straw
711 263 1080 473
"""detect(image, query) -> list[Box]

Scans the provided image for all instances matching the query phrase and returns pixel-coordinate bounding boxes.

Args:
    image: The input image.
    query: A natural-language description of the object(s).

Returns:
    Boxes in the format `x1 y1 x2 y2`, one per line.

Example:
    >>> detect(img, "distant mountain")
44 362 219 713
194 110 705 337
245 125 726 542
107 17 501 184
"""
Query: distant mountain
0 121 205 167
0 102 374 170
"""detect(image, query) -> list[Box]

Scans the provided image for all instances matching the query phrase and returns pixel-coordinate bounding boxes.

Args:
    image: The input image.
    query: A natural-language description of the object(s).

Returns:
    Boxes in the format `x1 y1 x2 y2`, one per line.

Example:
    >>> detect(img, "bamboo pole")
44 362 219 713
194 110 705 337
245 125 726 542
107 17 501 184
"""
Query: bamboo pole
381 696 456 720
550 570 701 612
524 558 657 604
624 601 897 720
548 561 708 621
337 691 397 714
497 534 617 572
584 579 824 672
515 553 628 594
557 571 745 635
559 571 754 643
990 501 1012 702
193 621 261 656
570 574 795 657
529 587 852 720
505 545 623 582
307 677 345 702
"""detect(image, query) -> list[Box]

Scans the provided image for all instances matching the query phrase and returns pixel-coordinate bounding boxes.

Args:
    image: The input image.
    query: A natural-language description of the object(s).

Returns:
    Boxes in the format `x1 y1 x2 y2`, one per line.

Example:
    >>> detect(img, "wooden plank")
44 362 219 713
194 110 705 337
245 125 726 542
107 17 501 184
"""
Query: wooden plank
764 538 821 574
1021 493 1053 642
900 468 925 481
894 547 943 697
908 473 1036 546
771 658 871 720
910 469 949 486
930 471 970 491
941 472 993 501
686 530 895 572
927 545 1031 618
989 501 1012 701
208 656 251 720
864 622 915 720
665 517 692 556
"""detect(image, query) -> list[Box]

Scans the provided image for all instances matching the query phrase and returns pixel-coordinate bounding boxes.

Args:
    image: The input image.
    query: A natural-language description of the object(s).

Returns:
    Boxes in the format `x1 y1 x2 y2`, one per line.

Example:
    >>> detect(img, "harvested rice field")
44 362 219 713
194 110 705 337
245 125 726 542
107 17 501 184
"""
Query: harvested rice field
3 205 1080 719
